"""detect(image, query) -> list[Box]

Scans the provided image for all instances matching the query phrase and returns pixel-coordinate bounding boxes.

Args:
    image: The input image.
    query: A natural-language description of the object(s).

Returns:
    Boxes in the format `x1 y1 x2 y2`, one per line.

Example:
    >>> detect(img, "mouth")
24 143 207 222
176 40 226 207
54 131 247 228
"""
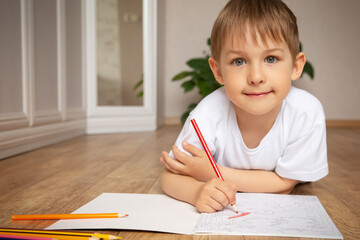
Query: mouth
244 90 273 98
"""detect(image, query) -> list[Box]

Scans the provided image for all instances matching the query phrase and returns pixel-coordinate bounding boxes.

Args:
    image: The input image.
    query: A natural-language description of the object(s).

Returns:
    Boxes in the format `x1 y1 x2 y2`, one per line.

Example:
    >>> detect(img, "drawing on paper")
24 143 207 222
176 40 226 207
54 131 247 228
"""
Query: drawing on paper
194 193 343 239
228 212 250 219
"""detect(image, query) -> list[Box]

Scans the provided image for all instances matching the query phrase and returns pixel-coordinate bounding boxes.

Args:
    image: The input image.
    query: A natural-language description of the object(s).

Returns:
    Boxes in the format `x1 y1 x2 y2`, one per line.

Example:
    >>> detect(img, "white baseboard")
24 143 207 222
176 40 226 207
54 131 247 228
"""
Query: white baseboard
0 112 29 131
0 119 86 160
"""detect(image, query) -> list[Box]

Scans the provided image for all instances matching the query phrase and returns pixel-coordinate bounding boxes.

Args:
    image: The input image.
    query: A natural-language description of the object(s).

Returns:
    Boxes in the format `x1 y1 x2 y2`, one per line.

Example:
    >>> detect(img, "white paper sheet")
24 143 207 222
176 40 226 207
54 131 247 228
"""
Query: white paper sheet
47 193 200 234
194 193 343 239
47 193 343 239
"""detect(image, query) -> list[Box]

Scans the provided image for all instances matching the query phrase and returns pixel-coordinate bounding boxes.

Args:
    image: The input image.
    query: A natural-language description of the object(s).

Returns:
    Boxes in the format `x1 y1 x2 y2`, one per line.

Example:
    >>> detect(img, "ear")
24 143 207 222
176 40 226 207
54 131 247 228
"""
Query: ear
291 52 306 81
209 57 224 85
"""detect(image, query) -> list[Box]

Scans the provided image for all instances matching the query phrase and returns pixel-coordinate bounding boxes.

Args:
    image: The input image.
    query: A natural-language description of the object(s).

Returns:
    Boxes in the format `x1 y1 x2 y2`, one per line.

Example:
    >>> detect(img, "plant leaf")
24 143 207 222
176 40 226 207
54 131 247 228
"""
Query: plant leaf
133 78 143 98
199 69 216 82
187 103 197 112
187 58 210 71
180 103 198 125
302 61 314 79
196 79 216 97
172 71 194 81
181 112 190 126
133 79 143 90
181 80 196 92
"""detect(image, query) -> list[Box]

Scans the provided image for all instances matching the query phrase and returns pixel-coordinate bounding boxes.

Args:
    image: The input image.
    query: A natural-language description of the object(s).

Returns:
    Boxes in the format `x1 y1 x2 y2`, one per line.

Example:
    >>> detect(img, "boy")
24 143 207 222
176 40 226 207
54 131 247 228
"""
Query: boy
160 0 328 213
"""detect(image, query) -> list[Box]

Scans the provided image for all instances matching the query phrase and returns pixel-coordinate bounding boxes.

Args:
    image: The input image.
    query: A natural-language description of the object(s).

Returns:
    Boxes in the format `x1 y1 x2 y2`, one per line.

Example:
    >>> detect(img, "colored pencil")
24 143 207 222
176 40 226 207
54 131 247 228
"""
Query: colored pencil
0 233 57 240
0 229 121 240
190 118 238 213
11 213 128 221
0 232 97 240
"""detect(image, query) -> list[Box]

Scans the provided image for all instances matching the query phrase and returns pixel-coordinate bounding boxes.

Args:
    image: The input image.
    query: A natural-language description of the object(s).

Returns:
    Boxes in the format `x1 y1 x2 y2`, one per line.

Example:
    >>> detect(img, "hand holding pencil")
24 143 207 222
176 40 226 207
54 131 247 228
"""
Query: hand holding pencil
161 118 238 213
195 177 238 213
190 119 238 213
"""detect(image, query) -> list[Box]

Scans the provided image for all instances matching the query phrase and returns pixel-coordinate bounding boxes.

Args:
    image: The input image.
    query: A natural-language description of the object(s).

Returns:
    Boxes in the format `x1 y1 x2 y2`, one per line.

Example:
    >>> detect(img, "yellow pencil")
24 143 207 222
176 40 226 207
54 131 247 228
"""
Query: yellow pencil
0 231 98 240
0 229 121 240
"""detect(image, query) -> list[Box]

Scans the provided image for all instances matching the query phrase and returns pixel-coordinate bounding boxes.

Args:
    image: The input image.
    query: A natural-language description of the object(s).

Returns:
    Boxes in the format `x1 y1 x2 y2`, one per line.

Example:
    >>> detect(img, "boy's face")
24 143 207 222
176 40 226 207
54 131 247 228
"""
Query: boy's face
209 31 305 117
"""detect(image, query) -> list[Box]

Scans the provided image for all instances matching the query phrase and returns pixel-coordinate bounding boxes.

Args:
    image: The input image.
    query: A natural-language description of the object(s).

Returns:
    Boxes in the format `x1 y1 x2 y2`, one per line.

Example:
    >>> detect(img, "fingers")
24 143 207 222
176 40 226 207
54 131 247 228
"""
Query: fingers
171 145 192 165
196 179 237 213
167 143 205 165
196 197 223 213
160 151 185 174
220 181 237 205
182 141 205 157
212 179 237 206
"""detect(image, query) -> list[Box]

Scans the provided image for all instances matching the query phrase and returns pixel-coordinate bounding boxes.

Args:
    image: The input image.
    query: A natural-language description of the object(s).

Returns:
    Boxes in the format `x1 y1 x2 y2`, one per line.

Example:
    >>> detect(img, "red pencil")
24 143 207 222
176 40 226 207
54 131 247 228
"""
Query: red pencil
191 118 238 213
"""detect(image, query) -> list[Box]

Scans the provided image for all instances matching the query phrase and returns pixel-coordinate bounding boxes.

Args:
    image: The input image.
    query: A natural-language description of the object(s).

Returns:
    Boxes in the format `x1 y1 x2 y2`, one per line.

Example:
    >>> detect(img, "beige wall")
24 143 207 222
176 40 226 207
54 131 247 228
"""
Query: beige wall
158 0 360 120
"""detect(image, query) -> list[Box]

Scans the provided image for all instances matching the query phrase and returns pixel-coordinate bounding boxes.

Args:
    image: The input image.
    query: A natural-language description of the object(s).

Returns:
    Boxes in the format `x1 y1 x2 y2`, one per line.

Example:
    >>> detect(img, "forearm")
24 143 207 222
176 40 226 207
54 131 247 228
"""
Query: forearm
161 169 204 206
219 166 298 194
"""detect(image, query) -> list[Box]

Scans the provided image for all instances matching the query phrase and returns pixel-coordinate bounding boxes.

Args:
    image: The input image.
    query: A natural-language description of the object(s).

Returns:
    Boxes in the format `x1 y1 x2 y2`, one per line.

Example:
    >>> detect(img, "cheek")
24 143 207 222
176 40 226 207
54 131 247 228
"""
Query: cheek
222 70 245 87
280 81 292 96
272 73 292 96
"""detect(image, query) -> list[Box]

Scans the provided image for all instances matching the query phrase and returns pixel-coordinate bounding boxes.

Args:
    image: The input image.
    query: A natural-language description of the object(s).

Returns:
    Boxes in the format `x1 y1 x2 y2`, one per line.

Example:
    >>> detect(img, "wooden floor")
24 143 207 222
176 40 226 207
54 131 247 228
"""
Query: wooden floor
0 126 359 240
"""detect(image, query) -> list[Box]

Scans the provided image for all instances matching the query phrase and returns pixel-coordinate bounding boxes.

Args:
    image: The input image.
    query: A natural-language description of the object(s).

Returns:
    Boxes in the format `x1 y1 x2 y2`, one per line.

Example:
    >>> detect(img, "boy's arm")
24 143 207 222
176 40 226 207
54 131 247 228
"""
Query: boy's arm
163 142 298 194
160 168 203 207
219 166 298 194
160 168 237 212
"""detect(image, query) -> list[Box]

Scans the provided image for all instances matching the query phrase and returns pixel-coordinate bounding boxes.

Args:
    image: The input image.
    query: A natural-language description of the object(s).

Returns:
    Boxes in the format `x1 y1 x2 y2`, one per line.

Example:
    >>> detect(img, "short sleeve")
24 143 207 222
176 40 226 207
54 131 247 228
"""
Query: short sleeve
275 121 328 182
169 116 216 159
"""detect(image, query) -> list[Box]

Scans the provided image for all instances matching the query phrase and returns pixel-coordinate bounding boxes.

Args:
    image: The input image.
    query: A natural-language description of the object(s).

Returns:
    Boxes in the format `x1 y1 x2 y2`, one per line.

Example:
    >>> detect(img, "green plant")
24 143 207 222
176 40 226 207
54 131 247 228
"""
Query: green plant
172 39 222 124
133 75 143 98
172 38 314 125
300 42 314 79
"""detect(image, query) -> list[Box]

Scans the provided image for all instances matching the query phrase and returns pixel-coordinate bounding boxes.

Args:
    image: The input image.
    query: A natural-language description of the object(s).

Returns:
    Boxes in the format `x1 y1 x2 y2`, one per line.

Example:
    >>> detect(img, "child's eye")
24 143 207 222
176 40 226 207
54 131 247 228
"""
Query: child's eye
265 56 278 63
232 58 246 66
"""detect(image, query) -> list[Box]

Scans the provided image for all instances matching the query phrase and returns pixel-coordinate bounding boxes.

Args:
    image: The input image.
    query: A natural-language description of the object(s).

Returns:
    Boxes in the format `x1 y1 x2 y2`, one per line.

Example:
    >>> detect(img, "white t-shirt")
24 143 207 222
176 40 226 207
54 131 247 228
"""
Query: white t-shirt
170 86 328 182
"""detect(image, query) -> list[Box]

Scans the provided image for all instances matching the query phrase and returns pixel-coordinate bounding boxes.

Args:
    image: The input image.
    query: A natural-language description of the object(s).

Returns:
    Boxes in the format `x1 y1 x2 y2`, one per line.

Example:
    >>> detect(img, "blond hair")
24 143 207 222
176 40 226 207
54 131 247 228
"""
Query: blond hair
210 0 299 61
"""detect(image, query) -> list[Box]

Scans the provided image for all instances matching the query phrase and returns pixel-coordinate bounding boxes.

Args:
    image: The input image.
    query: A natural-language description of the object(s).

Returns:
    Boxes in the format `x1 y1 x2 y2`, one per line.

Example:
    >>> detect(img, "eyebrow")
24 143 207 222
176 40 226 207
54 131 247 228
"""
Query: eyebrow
225 48 285 56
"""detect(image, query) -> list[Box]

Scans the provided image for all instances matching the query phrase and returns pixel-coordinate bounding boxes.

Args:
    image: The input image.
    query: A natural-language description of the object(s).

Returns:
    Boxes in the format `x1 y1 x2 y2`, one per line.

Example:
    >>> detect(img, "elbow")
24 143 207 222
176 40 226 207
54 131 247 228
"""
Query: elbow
280 187 294 194
277 176 298 194
160 169 173 195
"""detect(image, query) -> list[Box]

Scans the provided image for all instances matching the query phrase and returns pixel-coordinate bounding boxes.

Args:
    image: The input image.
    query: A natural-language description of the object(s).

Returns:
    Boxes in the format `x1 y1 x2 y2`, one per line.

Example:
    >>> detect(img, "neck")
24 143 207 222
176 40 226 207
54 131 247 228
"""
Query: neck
235 103 282 148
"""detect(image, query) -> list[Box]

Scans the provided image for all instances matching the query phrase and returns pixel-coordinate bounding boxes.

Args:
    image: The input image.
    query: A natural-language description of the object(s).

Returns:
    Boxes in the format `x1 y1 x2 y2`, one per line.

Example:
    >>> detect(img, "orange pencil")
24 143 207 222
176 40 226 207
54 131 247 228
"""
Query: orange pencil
11 213 128 221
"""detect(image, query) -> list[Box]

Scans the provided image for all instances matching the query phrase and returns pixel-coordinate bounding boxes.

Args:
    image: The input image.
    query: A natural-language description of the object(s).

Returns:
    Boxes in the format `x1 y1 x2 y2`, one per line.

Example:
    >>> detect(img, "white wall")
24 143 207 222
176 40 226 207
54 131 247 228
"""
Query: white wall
158 0 360 120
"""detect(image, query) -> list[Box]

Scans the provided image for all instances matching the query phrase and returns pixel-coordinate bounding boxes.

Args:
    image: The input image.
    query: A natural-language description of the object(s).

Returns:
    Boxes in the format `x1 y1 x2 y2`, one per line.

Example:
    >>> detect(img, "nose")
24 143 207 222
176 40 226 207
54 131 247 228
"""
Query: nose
248 63 265 85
